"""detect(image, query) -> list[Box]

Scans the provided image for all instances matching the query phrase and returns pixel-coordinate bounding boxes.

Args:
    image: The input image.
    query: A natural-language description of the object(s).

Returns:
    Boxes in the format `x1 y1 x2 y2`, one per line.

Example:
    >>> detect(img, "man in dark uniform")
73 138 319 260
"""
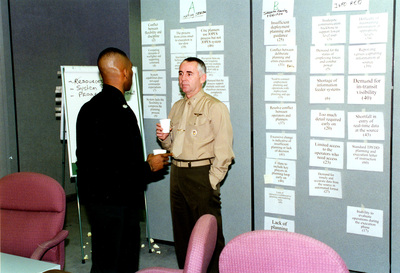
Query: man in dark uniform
76 47 171 273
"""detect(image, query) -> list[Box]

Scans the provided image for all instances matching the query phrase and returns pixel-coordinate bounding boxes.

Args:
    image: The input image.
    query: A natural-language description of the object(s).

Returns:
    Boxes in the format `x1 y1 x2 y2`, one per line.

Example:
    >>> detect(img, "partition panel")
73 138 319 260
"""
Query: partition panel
140 0 252 242
0 0 18 177
253 1 393 272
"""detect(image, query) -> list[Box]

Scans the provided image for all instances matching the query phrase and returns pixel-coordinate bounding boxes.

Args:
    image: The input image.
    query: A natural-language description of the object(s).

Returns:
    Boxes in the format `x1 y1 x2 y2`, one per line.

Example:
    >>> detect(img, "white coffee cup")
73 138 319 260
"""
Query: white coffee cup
153 149 167 155
160 119 171 133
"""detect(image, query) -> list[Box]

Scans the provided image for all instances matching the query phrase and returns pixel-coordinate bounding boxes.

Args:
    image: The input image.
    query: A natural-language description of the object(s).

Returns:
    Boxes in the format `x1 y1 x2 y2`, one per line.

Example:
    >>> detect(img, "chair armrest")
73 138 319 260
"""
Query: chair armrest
30 230 69 260
137 268 182 272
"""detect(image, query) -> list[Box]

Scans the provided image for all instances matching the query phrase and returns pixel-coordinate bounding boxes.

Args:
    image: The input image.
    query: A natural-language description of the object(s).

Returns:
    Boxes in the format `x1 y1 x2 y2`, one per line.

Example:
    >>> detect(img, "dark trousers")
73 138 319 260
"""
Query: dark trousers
170 164 225 273
86 204 141 273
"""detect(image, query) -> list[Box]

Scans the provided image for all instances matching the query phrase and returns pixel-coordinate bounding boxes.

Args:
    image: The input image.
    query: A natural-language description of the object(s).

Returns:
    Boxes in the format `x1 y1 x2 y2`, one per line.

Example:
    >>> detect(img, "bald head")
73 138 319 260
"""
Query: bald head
97 47 133 93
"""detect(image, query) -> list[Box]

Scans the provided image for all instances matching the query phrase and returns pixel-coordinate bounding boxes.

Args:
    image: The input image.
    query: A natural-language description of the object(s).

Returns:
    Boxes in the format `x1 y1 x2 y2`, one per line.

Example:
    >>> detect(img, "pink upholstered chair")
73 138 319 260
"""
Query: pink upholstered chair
219 230 349 273
0 172 69 269
137 214 217 273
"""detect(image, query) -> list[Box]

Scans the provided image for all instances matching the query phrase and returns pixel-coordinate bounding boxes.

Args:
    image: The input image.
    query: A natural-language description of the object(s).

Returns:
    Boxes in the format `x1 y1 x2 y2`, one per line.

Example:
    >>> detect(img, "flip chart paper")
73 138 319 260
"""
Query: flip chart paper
310 45 345 74
265 158 296 187
309 139 344 169
265 216 295 232
266 46 297 72
171 53 196 77
265 75 296 102
264 18 296 45
347 206 383 238
350 13 388 44
312 15 346 45
347 142 384 172
180 0 207 23
203 77 229 102
170 29 196 53
310 110 345 138
141 20 165 45
197 54 224 77
348 44 386 74
310 76 344 104
262 0 294 19
309 169 342 198
142 46 166 70
348 112 384 140
197 25 224 51
266 103 297 130
266 133 297 160
143 71 166 94
347 76 385 105
143 95 167 119
332 0 369 12
265 187 295 216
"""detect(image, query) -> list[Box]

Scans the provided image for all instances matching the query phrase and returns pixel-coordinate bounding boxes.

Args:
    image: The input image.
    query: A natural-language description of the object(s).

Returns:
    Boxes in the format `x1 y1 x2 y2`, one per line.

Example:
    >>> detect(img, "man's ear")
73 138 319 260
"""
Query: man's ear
122 67 128 79
200 73 207 84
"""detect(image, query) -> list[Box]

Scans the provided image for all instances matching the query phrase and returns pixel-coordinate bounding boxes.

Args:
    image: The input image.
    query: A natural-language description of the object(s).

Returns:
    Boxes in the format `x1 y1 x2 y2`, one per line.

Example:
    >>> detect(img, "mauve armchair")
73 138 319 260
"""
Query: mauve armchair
137 214 217 273
219 230 349 273
0 172 69 269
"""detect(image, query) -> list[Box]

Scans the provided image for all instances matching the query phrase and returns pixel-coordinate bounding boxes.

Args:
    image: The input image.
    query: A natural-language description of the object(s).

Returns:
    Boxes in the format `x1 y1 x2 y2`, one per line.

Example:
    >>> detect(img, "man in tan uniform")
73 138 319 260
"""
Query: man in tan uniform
156 57 234 272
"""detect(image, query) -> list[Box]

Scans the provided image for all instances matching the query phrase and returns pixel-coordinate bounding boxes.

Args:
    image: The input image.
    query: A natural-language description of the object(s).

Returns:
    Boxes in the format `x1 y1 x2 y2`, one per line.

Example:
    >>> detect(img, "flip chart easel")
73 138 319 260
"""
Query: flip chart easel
61 65 153 262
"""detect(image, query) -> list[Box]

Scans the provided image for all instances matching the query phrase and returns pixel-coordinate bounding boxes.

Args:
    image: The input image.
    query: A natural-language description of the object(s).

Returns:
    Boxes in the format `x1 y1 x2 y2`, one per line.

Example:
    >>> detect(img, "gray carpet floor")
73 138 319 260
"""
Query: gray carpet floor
64 198 179 273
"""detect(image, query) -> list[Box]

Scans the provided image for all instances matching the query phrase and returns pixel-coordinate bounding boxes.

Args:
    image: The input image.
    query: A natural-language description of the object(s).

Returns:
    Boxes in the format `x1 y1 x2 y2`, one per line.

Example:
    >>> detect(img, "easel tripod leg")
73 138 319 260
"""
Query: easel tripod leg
75 180 86 263
144 191 153 253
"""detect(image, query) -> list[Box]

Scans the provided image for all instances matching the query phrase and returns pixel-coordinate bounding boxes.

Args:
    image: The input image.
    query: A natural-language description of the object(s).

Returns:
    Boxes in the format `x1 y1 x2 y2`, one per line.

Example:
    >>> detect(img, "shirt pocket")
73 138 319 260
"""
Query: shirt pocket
187 114 213 144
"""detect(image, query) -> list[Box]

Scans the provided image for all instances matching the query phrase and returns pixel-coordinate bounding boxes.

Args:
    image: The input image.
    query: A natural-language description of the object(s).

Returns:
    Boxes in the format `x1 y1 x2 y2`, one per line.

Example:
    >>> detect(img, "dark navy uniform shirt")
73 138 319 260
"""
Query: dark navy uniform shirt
76 84 151 207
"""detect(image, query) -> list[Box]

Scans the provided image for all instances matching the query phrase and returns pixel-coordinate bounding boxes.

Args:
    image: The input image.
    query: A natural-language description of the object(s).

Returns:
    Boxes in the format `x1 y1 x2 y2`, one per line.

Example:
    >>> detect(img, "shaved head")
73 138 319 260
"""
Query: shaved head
97 47 133 93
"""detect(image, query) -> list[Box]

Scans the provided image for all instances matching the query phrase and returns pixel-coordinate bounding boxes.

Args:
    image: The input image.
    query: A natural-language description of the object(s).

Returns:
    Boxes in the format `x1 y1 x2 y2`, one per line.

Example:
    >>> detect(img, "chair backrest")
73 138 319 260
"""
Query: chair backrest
0 172 66 265
183 214 218 273
219 230 349 273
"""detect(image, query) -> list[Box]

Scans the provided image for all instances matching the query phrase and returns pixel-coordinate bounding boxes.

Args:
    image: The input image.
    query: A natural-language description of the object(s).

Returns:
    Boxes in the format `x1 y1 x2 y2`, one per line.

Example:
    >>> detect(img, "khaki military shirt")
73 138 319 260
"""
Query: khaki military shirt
161 89 234 189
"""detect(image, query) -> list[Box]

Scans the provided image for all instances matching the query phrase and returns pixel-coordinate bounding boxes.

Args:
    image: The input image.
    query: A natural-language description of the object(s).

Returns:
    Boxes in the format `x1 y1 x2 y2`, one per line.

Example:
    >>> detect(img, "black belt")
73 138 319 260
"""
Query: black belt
172 158 214 168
